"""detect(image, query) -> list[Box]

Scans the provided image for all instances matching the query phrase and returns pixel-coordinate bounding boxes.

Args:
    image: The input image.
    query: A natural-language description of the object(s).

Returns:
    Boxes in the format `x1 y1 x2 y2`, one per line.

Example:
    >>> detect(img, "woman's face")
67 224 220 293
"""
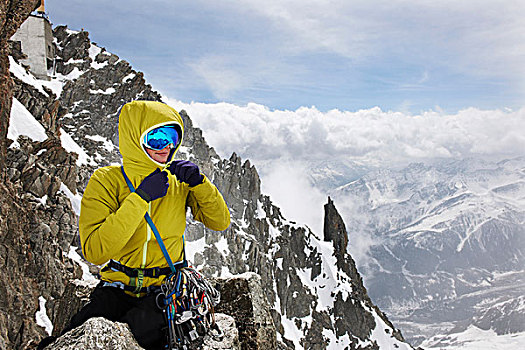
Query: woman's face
145 145 171 164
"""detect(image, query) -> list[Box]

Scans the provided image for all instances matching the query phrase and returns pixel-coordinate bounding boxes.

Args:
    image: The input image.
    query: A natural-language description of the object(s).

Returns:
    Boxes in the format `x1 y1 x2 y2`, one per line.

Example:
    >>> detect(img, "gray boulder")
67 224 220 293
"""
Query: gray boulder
46 317 143 350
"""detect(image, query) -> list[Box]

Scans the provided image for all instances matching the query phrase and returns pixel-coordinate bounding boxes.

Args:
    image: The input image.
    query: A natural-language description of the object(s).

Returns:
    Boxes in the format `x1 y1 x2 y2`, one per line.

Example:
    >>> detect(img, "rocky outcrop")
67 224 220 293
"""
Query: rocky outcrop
50 282 93 339
324 197 405 344
45 315 240 350
46 317 143 350
0 136 82 349
215 273 277 350
48 274 269 350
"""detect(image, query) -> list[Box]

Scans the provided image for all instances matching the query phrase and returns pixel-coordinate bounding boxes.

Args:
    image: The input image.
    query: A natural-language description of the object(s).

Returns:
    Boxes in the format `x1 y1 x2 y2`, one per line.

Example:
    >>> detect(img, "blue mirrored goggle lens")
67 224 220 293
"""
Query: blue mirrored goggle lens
143 126 180 150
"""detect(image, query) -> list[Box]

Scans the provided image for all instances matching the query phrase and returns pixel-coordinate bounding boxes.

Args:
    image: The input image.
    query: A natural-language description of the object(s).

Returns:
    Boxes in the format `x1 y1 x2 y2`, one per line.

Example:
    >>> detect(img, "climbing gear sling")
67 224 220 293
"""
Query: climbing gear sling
121 166 221 349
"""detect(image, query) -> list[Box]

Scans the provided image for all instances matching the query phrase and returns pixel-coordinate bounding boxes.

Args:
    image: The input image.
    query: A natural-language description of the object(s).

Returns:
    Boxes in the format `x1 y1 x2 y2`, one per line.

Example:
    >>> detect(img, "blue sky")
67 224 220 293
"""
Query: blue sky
46 0 524 113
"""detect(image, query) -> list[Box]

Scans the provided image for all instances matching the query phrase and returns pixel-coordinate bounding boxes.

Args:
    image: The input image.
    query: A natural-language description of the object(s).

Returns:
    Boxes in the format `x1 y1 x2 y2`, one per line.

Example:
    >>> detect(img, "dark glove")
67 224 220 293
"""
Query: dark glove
168 160 204 187
135 168 169 202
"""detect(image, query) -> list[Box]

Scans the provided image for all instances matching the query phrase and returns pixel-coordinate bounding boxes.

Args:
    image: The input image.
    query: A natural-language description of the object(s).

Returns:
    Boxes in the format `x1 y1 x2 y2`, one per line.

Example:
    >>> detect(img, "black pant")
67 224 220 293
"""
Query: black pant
64 284 166 349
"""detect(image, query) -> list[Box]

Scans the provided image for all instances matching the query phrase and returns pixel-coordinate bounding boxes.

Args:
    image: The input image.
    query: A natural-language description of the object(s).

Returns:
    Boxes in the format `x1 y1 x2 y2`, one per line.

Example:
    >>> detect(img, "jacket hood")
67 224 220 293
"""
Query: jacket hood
118 100 184 176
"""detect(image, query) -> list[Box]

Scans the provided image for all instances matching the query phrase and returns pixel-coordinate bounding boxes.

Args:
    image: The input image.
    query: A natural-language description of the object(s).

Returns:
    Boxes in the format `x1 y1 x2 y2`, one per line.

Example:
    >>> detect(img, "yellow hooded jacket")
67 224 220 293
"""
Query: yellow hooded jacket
79 101 230 291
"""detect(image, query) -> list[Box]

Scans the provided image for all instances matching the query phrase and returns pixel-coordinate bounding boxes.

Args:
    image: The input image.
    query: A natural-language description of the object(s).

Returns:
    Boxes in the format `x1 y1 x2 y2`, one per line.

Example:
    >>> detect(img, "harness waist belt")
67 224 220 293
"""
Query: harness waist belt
103 259 174 278
101 281 162 294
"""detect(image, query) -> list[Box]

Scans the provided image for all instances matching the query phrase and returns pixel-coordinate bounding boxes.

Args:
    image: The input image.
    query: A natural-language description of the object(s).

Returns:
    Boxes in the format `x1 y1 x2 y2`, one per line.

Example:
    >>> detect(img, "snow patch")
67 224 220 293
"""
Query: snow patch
60 128 94 166
323 329 352 349
214 236 230 256
59 183 82 216
8 98 48 147
88 44 102 60
369 305 413 350
256 199 266 219
91 60 108 70
36 195 48 206
123 73 136 82
280 316 304 349
67 246 99 287
90 87 116 95
422 326 525 350
65 58 85 64
85 134 116 152
35 296 53 336
275 257 283 270
185 236 206 266
65 28 79 35
9 57 49 96
62 67 83 80
41 78 64 97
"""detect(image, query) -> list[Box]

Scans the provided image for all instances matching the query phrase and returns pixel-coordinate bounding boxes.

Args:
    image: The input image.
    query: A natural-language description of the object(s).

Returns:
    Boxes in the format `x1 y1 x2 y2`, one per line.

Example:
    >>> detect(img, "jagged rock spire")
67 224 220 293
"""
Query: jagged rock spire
323 196 349 270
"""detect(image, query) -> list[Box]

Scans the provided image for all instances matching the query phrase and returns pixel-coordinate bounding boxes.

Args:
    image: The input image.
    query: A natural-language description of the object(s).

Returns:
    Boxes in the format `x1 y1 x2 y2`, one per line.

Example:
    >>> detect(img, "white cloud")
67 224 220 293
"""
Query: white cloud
167 96 525 238
258 160 326 235
168 99 525 167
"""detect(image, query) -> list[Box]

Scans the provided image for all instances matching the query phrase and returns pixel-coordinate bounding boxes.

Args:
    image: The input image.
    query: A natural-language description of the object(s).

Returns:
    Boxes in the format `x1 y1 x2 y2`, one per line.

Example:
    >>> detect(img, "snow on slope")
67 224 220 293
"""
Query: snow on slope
59 128 95 166
8 98 48 147
8 94 94 167
9 56 61 96
9 55 96 167
422 326 525 350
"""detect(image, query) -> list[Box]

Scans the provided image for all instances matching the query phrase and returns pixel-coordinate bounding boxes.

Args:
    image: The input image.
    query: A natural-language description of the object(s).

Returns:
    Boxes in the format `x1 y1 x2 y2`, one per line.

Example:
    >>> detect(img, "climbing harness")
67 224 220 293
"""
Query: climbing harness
121 166 222 349
103 259 174 278
100 259 174 294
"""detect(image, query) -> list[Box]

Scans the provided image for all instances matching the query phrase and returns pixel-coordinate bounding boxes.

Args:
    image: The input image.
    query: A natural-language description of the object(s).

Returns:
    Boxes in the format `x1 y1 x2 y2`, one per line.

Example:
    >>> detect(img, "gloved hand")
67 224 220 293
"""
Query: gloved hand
135 168 169 202
168 160 204 187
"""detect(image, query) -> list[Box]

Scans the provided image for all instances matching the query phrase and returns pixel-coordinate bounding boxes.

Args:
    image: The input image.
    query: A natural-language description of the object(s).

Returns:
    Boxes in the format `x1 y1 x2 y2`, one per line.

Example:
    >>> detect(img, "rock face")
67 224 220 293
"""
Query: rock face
53 25 162 188
1 63 82 349
1 24 415 350
214 273 277 350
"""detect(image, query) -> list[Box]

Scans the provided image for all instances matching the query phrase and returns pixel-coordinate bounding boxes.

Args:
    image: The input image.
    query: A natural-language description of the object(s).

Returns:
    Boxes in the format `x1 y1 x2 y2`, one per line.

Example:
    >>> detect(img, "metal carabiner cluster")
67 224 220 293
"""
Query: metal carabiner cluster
156 267 221 349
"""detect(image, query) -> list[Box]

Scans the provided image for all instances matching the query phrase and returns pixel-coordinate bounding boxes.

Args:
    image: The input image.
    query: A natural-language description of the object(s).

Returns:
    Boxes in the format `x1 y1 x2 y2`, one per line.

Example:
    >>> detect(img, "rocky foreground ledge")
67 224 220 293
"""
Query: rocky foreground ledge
43 273 276 350
47 315 239 350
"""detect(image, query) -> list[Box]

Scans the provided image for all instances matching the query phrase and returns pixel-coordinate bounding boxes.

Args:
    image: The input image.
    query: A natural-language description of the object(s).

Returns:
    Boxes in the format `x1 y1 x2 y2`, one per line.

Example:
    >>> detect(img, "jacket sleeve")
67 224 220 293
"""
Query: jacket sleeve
186 175 231 231
79 170 149 265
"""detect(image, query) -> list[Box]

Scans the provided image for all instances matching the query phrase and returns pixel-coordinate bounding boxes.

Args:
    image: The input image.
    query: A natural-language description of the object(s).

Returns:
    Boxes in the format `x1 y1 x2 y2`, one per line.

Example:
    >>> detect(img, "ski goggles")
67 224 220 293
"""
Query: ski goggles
143 125 180 150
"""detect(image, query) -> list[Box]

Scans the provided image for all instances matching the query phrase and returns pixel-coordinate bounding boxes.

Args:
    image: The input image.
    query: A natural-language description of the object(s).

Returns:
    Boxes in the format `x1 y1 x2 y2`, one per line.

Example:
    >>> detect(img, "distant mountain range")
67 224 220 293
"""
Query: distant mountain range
328 157 525 345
